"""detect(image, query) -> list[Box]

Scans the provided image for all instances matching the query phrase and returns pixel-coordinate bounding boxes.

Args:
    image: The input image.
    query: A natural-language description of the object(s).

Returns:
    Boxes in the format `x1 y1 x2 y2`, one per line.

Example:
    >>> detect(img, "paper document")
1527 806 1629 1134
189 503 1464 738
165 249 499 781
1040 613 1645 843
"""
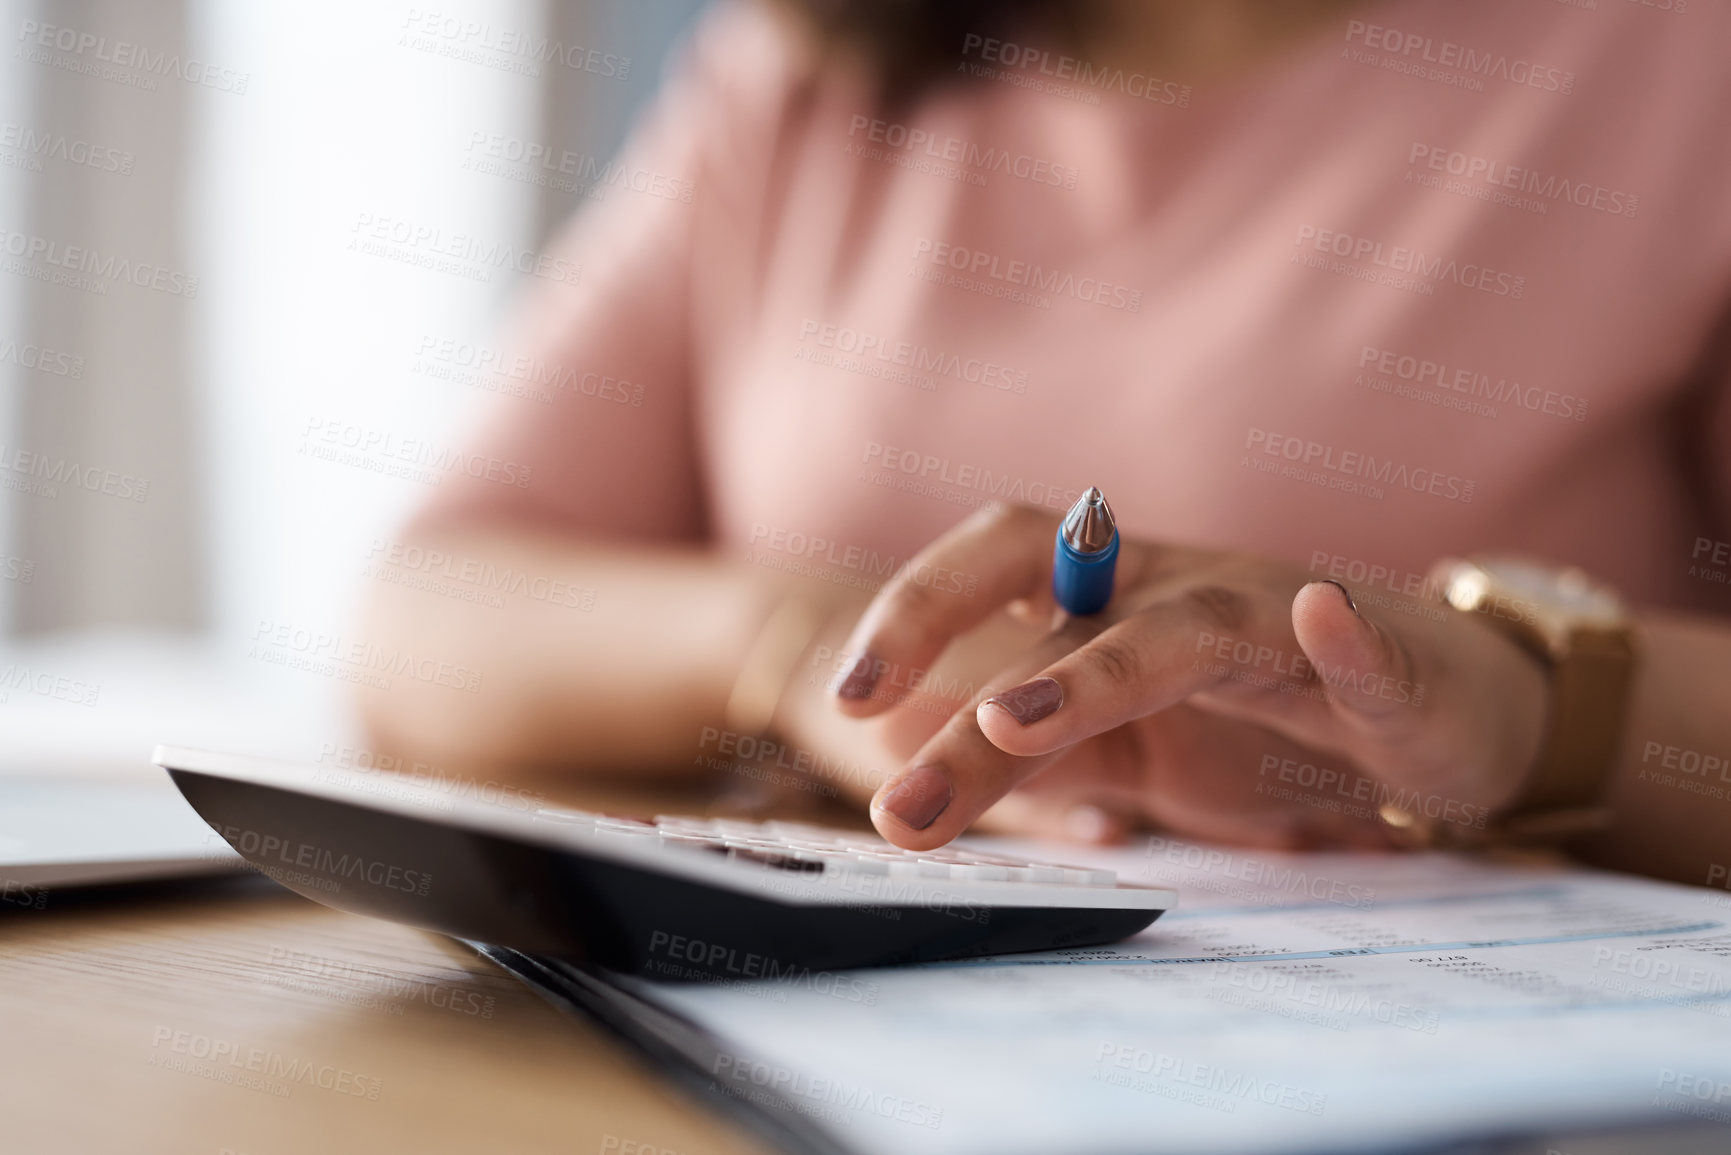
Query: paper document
622 838 1731 1154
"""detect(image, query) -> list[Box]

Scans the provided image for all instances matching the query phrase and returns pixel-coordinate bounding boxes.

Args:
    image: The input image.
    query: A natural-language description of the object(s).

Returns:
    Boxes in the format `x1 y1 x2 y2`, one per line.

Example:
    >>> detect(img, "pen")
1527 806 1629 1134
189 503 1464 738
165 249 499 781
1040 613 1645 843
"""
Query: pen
1052 486 1119 616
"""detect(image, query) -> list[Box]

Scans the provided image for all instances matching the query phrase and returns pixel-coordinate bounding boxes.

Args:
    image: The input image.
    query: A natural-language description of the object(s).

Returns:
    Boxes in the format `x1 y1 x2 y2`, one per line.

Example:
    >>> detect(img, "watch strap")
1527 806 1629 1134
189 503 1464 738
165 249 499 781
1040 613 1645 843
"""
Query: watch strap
1497 627 1635 829
1385 559 1637 849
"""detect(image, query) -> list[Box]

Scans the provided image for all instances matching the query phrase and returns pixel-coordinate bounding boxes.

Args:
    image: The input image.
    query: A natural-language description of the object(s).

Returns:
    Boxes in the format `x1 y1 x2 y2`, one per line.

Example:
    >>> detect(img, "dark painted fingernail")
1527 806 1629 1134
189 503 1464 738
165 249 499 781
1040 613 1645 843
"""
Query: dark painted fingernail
1319 580 1359 616
983 676 1063 726
832 651 880 700
875 764 952 830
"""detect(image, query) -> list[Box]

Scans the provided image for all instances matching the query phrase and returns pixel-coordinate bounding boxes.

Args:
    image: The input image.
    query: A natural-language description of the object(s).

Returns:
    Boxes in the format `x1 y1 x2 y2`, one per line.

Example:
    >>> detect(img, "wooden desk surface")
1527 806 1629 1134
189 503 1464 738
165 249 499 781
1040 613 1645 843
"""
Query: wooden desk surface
0 885 776 1155
0 774 854 1155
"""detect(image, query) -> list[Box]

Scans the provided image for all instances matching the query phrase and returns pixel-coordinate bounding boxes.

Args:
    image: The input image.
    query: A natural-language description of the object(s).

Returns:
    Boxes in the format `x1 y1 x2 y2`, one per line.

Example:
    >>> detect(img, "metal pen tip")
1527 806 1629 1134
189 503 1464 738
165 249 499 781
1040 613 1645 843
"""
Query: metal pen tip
1061 486 1116 554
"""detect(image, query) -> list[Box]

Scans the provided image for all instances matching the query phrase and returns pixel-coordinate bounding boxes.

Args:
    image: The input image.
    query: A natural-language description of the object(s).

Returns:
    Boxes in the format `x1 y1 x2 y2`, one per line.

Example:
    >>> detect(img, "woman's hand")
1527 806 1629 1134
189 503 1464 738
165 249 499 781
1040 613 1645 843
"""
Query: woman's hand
826 504 1551 852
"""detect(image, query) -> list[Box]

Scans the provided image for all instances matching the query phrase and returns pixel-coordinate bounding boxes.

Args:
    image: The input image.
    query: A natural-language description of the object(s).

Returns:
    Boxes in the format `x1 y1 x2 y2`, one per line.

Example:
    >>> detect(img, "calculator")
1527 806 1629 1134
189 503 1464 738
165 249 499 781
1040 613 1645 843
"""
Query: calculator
154 746 1175 979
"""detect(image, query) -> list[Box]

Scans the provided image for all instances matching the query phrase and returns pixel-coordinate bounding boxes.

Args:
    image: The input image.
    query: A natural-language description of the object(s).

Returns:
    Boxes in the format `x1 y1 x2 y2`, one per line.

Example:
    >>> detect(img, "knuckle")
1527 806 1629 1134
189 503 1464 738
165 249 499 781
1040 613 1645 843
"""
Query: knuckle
1183 584 1252 632
884 572 945 625
1082 635 1145 687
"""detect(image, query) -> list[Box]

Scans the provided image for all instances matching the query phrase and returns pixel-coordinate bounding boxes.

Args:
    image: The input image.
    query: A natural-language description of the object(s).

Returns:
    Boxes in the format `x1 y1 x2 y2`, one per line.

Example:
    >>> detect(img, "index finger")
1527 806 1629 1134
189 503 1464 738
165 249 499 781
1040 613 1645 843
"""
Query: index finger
830 503 1055 716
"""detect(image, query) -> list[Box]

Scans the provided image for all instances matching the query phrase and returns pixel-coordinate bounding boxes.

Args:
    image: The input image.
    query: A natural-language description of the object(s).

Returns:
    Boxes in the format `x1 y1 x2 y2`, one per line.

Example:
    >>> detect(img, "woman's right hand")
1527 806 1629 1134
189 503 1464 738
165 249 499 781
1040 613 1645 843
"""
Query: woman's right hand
804 504 1554 856
771 587 1405 851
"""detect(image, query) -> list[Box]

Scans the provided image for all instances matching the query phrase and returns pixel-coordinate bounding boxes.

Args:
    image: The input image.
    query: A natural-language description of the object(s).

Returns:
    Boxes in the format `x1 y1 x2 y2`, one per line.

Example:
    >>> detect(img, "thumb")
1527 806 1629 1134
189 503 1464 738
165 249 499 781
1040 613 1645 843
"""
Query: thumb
1290 580 1426 739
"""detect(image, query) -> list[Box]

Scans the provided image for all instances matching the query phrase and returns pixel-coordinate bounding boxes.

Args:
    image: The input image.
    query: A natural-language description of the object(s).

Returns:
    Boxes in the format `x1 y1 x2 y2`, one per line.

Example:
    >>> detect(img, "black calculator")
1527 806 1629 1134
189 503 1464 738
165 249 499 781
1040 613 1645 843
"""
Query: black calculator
155 746 1174 979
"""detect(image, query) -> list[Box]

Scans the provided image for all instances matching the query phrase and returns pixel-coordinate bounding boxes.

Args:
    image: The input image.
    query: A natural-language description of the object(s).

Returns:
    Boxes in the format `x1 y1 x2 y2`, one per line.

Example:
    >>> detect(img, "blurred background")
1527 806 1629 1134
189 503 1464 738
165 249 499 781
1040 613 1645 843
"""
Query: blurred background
0 0 707 776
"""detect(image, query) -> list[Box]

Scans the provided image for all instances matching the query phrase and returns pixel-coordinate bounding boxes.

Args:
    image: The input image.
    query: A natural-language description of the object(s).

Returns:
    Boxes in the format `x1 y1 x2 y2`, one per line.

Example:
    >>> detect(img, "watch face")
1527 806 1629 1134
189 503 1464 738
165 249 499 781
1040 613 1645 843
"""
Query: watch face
1476 557 1623 624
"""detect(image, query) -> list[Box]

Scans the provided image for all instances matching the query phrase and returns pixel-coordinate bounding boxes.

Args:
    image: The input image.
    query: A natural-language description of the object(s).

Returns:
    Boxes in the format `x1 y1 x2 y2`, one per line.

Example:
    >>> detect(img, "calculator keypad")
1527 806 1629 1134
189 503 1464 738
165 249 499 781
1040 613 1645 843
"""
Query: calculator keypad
530 810 1118 887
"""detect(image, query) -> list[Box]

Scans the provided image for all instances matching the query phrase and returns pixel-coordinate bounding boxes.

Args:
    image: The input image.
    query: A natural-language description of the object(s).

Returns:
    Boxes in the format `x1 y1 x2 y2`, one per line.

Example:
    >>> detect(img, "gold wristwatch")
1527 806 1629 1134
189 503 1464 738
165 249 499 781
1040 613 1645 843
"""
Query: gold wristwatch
1378 556 1638 847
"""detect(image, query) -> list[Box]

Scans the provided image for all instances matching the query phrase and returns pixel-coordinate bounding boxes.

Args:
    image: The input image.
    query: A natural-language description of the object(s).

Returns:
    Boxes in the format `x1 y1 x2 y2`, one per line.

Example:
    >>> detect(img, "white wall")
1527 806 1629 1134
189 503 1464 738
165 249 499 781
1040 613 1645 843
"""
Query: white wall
184 0 544 760
193 0 541 655
0 0 544 775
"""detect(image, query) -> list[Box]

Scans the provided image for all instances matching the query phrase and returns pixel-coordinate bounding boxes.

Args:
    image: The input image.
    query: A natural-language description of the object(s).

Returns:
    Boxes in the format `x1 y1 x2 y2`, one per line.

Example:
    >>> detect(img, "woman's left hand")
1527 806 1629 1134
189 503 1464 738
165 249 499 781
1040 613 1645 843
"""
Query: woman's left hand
829 504 1551 852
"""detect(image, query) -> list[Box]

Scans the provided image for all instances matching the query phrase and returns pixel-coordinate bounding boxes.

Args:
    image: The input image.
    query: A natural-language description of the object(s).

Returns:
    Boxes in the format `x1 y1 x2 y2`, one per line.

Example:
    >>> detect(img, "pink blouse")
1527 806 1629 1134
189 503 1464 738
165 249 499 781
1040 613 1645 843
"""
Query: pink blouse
430 0 1731 616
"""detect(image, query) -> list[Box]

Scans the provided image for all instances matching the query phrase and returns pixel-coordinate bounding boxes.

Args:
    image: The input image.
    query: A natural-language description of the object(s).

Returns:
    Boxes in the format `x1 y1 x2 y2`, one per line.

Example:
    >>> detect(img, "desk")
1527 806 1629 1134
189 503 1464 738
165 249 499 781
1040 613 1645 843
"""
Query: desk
0 886 775 1155
0 773 840 1155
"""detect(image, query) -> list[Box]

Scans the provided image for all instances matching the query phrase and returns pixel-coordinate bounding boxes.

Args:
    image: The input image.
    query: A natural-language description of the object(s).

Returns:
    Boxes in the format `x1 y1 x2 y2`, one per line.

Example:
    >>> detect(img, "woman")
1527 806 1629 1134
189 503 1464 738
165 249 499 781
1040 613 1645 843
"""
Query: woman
359 0 1731 885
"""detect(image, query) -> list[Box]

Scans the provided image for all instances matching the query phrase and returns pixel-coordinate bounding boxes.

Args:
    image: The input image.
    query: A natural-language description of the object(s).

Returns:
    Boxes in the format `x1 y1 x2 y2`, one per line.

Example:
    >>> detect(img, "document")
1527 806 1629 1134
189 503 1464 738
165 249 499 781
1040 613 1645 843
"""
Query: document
617 838 1731 1154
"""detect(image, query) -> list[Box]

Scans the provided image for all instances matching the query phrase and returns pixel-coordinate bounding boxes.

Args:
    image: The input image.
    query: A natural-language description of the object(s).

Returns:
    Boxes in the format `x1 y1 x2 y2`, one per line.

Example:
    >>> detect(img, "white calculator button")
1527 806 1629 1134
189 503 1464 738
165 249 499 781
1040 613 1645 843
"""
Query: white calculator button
948 863 1010 881
1006 865 1066 884
961 852 1025 867
1058 867 1117 886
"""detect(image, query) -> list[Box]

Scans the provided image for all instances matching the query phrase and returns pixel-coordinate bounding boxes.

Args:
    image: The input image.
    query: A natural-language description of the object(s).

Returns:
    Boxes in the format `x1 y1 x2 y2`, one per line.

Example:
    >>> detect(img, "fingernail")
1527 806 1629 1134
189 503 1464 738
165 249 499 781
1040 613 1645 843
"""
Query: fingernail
832 651 880 700
1319 579 1359 616
874 764 952 831
983 676 1063 726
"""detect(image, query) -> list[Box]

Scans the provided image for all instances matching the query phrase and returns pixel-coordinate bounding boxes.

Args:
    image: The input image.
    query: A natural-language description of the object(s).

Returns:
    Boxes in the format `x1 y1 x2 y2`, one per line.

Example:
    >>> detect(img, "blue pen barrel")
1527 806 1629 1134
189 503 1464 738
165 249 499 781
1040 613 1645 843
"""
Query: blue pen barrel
1052 527 1119 616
